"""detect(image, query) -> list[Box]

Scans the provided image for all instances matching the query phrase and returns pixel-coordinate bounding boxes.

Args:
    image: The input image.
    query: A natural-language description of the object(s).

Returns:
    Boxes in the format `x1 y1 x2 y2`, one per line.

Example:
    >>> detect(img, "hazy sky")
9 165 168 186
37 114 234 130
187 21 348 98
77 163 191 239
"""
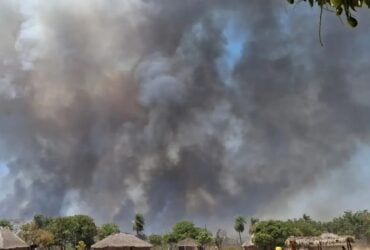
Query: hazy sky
1 0 370 235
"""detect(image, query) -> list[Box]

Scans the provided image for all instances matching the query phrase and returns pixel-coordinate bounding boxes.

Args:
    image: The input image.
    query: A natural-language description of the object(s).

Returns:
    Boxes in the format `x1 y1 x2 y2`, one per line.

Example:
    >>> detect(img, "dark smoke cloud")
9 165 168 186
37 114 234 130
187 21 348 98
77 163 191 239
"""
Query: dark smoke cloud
1 0 370 233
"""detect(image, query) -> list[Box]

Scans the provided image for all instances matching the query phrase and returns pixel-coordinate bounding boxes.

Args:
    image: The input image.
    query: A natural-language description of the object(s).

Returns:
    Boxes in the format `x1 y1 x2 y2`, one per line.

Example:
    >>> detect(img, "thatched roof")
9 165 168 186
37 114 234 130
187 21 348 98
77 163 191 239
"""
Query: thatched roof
177 238 200 247
0 228 29 249
92 233 152 249
285 233 355 247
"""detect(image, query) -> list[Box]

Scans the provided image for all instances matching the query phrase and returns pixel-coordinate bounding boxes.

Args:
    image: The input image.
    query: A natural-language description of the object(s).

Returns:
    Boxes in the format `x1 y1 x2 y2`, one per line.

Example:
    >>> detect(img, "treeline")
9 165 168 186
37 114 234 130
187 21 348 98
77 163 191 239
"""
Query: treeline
0 214 212 250
251 210 370 248
148 210 370 249
2 210 370 250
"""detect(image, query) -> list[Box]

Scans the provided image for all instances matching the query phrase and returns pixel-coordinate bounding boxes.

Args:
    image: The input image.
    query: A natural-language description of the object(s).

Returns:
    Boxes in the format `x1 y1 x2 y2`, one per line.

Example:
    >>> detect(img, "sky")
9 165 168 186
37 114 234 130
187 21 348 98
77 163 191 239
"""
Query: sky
0 163 8 175
1 0 370 236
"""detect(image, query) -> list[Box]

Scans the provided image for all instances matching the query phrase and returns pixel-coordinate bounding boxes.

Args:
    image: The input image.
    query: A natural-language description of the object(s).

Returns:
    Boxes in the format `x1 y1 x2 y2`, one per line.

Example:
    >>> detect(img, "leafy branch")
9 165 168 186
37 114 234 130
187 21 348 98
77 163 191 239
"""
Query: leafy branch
287 0 369 45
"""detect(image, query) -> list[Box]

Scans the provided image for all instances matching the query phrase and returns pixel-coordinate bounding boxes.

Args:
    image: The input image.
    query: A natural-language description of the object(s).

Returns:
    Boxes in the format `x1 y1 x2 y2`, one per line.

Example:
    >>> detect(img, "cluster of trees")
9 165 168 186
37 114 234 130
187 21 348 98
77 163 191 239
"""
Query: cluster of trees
18 214 120 249
0 219 13 229
0 214 139 250
148 216 250 249
326 211 370 239
147 210 370 249
251 210 370 249
149 221 213 248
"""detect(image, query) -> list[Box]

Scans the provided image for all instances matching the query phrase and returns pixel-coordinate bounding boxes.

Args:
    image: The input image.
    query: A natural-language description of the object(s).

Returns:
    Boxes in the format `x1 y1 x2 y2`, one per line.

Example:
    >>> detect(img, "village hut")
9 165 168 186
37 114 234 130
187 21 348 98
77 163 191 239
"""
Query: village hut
285 233 355 250
0 228 29 250
92 233 152 250
177 238 202 250
242 241 258 250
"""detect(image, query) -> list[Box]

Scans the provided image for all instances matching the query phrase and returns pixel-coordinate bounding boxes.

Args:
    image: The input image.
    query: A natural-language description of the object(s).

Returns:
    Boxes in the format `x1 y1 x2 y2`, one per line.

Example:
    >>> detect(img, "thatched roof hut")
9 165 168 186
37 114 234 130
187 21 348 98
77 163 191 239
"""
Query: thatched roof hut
0 228 29 250
285 233 355 250
92 233 152 250
177 238 201 250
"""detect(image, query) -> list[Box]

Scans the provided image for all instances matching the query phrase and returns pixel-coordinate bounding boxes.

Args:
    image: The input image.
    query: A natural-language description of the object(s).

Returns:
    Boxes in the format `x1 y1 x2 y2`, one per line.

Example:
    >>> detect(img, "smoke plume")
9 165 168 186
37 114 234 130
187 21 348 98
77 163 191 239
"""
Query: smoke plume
1 0 370 233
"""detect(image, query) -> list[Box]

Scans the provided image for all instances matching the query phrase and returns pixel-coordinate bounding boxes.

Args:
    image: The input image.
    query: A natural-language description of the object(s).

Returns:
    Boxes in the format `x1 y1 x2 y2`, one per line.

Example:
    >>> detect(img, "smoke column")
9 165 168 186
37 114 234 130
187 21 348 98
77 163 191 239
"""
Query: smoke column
1 0 370 233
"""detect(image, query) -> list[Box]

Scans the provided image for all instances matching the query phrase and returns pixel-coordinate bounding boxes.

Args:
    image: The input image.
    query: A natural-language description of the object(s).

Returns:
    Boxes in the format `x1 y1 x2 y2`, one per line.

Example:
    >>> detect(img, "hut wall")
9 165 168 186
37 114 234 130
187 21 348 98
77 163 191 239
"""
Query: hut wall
100 247 131 250
134 247 152 250
242 246 274 250
178 246 197 250
244 246 257 250
3 248 29 250
243 245 265 250
99 247 151 250
321 246 346 250
286 246 348 250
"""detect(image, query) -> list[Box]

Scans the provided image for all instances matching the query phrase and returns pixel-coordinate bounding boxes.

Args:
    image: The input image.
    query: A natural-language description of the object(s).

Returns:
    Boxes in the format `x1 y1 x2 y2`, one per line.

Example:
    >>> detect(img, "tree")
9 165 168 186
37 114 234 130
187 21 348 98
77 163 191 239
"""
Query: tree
162 233 177 250
196 229 213 248
19 222 38 244
287 217 322 237
133 214 145 236
214 229 227 249
70 215 97 247
234 216 246 246
34 214 53 229
97 223 120 240
324 210 370 241
252 220 296 248
148 234 163 246
33 229 54 249
0 219 12 230
19 222 54 248
48 215 97 249
48 217 72 250
253 233 275 250
171 221 201 241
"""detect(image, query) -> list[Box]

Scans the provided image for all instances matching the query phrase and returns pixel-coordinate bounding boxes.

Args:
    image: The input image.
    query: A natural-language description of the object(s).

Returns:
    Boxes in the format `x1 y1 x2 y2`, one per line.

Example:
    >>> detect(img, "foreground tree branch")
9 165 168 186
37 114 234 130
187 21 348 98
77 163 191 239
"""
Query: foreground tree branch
287 0 370 27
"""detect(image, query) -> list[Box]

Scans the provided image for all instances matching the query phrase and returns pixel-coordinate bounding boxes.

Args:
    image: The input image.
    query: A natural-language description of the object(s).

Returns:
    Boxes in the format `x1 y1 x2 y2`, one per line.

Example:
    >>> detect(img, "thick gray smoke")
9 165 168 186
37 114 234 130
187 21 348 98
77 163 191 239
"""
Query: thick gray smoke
1 0 370 233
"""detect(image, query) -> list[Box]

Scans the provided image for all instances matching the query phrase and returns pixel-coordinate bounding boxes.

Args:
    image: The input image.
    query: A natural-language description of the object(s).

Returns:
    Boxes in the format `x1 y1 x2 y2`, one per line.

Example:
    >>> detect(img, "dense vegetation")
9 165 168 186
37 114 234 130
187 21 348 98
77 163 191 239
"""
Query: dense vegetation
251 211 370 248
2 210 370 250
0 219 13 230
1 214 120 250
159 221 213 248
96 223 120 241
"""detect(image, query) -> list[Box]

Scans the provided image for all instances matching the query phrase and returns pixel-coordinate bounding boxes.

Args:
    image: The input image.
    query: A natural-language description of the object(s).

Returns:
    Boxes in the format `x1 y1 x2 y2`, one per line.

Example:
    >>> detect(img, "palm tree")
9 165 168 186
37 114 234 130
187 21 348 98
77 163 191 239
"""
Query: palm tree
234 216 246 246
249 217 259 235
132 213 145 236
